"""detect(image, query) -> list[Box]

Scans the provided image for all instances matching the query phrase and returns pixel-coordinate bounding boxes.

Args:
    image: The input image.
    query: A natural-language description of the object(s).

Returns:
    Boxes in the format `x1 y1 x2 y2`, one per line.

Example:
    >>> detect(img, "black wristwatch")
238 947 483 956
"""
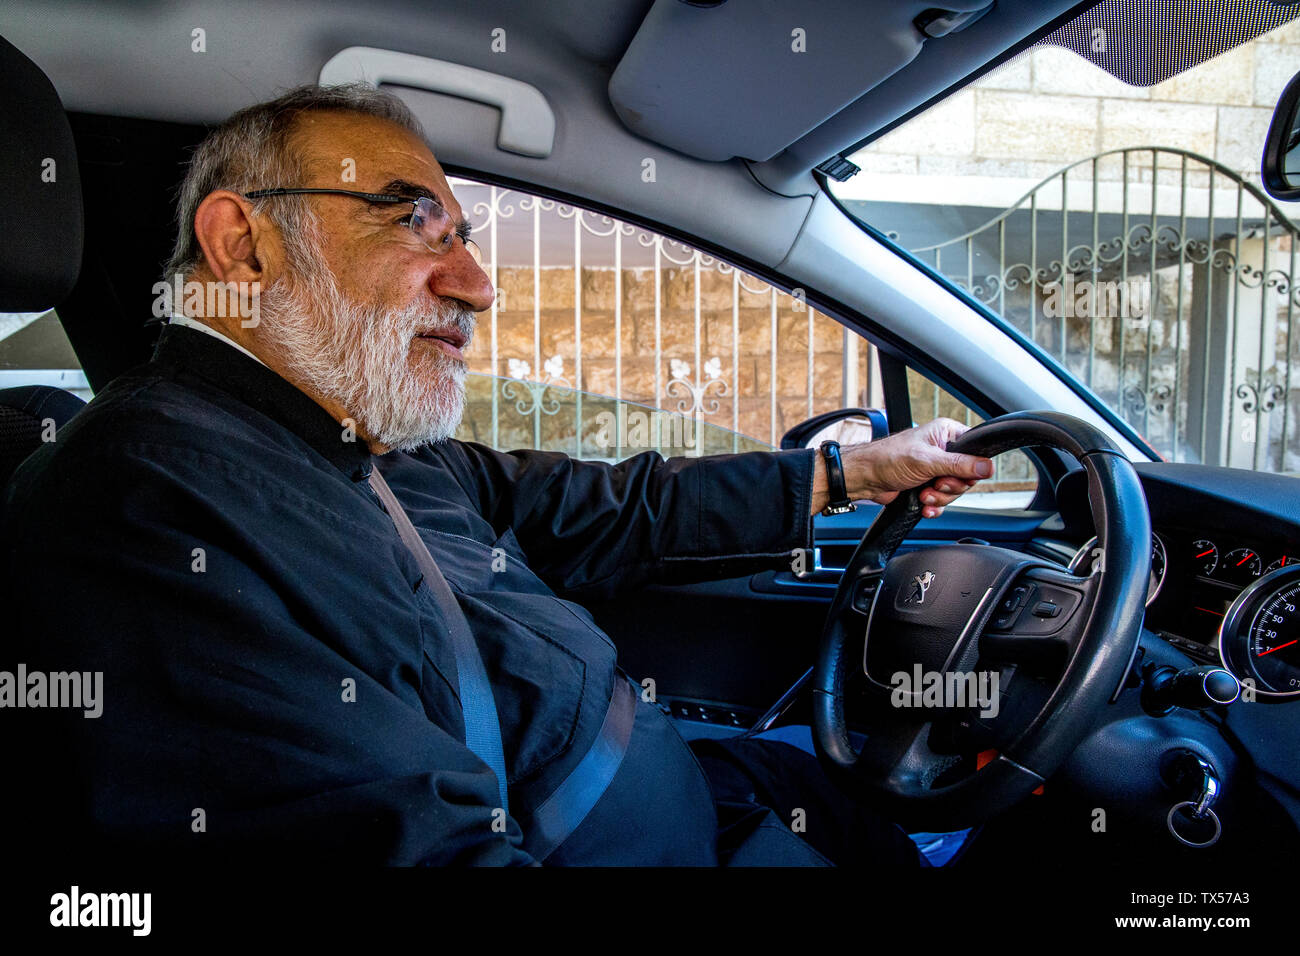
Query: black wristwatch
818 440 856 515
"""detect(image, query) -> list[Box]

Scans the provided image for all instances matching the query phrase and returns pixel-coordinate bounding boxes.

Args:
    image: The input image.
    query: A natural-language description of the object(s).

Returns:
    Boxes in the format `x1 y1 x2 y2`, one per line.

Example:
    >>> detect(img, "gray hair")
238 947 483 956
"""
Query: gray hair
163 83 427 282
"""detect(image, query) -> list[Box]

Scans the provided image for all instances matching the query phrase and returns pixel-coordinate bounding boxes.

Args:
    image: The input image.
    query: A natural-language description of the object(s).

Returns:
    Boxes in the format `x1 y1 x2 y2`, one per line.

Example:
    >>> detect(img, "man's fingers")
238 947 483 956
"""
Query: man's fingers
932 478 975 495
925 417 970 443
920 473 982 511
920 488 963 508
937 450 994 480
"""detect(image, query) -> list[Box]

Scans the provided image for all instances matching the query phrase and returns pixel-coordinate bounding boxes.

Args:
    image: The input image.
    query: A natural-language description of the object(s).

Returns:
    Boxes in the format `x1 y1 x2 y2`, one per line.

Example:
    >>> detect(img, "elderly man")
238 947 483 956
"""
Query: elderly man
2 85 992 866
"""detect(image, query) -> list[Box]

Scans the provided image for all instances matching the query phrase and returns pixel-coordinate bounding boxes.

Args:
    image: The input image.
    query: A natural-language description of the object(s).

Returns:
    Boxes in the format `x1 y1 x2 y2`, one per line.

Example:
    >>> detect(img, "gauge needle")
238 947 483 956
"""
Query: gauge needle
1196 549 1214 558
1237 552 1255 566
1259 639 1298 657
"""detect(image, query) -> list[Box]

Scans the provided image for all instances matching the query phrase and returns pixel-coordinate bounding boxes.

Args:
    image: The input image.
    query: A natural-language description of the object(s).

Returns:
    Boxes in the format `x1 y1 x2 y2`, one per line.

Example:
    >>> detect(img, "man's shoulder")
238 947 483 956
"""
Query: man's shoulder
6 362 320 508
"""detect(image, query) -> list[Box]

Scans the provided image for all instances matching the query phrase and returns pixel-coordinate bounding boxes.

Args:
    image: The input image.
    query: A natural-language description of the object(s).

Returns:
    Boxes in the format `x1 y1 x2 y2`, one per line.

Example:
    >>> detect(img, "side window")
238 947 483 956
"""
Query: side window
0 311 92 400
451 176 1039 510
451 177 887 461
906 367 1039 510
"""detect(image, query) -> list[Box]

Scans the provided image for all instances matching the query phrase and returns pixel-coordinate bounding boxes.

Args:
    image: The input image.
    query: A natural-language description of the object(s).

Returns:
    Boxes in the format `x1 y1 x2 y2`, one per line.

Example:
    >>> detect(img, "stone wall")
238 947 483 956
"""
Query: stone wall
854 21 1300 191
466 264 864 446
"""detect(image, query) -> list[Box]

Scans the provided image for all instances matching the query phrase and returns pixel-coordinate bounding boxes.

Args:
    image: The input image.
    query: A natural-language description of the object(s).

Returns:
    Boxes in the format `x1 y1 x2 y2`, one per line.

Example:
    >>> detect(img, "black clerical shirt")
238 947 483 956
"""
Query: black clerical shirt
1 323 817 865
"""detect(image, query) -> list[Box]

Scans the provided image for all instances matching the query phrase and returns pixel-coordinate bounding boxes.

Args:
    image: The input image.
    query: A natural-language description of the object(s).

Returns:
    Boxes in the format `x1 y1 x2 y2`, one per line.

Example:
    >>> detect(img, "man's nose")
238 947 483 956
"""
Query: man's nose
429 243 496 312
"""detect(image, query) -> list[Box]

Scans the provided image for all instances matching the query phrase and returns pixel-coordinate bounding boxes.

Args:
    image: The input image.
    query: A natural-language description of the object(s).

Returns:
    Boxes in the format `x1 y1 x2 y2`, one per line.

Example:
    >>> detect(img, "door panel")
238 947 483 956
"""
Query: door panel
588 507 1055 725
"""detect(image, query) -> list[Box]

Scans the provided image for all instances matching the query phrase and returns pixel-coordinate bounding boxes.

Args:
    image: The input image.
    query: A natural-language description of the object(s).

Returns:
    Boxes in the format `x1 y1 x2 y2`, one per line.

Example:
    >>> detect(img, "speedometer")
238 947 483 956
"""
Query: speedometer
1247 583 1300 693
1220 564 1300 699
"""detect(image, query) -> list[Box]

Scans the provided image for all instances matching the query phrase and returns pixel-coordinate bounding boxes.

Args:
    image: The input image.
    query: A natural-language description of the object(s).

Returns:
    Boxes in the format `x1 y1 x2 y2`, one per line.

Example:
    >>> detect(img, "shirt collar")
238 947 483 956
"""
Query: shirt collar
167 314 269 368
151 321 374 481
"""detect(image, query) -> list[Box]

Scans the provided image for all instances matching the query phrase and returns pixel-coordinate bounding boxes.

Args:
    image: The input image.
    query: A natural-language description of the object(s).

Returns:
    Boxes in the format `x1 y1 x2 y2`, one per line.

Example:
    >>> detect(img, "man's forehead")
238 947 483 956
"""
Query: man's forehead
289 111 462 214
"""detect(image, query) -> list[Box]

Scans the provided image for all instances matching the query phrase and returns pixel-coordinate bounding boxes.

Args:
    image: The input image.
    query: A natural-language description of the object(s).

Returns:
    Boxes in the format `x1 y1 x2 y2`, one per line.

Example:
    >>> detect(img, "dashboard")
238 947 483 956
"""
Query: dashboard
1053 462 1300 700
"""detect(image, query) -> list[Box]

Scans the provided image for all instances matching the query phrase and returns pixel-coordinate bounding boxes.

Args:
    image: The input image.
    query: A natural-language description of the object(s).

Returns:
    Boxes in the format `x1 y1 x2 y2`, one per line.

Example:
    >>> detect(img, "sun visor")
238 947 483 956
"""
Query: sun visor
608 0 994 163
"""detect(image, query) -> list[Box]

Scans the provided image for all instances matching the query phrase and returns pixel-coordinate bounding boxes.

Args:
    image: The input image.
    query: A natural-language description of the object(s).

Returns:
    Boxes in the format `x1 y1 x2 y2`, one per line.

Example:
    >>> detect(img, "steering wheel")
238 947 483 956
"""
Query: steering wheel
811 411 1150 832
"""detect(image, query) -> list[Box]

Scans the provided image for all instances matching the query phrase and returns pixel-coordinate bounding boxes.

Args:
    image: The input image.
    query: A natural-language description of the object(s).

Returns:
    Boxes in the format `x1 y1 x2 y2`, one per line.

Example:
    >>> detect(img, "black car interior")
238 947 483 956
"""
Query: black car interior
4 21 1300 872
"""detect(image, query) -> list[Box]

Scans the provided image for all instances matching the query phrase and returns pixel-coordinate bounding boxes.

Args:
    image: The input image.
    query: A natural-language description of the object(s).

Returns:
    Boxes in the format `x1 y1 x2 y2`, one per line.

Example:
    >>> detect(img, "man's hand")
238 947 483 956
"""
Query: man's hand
809 418 994 518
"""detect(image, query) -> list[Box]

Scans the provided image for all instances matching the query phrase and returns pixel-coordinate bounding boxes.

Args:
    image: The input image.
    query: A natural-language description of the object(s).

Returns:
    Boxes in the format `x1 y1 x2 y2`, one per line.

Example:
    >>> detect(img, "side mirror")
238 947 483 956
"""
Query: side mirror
779 407 888 450
1263 68 1300 202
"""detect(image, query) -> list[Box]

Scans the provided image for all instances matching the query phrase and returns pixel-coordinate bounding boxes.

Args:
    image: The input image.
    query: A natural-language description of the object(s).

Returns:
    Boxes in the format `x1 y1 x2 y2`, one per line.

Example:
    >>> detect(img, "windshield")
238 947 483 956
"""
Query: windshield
830 8 1300 476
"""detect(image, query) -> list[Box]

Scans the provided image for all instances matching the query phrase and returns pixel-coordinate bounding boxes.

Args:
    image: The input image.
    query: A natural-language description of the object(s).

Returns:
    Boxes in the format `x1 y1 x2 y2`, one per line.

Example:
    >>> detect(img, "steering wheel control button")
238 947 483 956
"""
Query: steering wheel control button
852 578 880 613
990 585 1032 630
1008 582 1081 636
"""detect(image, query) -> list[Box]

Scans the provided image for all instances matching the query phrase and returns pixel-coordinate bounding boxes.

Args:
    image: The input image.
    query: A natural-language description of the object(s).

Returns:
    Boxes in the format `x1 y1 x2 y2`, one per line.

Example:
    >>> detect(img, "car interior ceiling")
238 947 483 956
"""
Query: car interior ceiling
0 0 1097 289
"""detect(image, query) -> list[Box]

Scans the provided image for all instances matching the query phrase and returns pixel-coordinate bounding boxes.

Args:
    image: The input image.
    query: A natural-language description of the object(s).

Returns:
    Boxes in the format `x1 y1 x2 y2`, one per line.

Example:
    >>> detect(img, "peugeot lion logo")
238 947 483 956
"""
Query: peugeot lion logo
905 570 936 605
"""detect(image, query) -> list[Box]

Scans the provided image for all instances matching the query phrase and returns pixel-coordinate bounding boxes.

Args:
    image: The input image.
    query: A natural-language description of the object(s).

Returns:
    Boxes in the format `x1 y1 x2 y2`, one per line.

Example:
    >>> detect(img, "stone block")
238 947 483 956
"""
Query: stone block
976 92 1100 161
1032 47 1149 99
1216 105 1274 176
1152 41 1255 105
873 90 976 157
1255 46 1300 106
1099 100 1217 162
973 52 1033 91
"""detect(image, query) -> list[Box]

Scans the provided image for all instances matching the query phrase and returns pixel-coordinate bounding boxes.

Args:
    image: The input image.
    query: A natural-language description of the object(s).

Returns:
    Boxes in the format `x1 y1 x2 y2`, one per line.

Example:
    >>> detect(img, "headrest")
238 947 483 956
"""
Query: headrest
0 34 83 312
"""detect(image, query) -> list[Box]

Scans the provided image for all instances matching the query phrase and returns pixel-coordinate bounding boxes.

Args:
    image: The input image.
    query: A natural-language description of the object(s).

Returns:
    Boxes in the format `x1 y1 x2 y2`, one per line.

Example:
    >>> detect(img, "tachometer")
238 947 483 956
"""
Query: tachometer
1068 533 1166 607
1219 565 1300 699
1220 548 1262 587
1191 539 1218 577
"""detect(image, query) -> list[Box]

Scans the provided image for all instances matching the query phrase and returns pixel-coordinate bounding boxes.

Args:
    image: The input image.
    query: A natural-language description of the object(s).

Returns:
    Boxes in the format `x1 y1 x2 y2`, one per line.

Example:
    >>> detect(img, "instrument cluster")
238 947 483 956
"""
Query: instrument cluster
1183 538 1296 588
1068 529 1300 698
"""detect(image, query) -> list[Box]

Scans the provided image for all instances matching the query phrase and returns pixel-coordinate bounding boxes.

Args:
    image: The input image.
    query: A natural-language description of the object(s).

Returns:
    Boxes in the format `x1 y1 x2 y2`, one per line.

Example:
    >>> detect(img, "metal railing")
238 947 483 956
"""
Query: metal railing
450 177 1035 501
906 148 1300 474
453 178 869 454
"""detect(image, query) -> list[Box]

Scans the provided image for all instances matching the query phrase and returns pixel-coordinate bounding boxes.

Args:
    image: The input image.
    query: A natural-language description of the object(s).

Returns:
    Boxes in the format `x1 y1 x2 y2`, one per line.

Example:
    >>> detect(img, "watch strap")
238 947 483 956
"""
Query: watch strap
819 440 856 515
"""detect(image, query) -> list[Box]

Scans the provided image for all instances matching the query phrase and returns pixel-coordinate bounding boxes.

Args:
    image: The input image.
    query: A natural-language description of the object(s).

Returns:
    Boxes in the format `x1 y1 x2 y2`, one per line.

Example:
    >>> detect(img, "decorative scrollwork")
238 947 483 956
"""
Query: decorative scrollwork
516 194 557 215
665 357 730 416
1065 242 1100 274
1121 383 1147 416
1236 380 1285 415
999 262 1035 294
464 184 522 226
501 356 572 416
1148 384 1172 414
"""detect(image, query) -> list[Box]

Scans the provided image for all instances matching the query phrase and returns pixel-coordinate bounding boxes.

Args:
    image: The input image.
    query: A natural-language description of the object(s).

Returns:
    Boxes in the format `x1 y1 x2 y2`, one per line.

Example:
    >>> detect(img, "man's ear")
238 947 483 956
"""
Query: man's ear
192 189 275 284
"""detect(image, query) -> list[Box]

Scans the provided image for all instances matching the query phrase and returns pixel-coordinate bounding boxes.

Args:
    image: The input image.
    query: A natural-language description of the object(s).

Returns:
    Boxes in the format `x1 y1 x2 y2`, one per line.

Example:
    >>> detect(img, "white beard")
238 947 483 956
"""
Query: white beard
256 243 475 452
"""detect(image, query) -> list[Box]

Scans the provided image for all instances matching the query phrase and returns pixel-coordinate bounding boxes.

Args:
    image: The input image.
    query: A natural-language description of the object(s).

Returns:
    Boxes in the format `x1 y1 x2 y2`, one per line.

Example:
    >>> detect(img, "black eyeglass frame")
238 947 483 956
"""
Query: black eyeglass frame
242 188 479 258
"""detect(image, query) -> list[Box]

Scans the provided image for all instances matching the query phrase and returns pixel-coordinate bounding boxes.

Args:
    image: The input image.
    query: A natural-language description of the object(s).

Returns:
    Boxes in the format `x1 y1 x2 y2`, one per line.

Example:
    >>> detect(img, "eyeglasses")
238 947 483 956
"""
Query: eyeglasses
243 188 482 264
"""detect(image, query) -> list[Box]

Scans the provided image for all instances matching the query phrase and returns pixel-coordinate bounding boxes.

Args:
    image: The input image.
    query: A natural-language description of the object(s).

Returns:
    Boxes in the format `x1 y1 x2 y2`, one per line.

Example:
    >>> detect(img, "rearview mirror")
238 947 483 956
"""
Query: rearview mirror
1263 68 1300 201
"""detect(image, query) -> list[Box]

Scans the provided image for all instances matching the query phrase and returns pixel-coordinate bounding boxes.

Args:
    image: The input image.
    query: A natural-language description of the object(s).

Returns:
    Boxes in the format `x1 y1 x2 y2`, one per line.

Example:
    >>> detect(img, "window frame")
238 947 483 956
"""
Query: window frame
442 164 1073 513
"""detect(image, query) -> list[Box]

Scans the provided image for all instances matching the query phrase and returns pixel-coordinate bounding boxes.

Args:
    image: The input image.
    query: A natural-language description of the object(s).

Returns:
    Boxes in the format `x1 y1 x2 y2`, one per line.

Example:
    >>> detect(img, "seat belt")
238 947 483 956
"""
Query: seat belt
369 468 510 814
368 465 639 859
522 674 637 860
